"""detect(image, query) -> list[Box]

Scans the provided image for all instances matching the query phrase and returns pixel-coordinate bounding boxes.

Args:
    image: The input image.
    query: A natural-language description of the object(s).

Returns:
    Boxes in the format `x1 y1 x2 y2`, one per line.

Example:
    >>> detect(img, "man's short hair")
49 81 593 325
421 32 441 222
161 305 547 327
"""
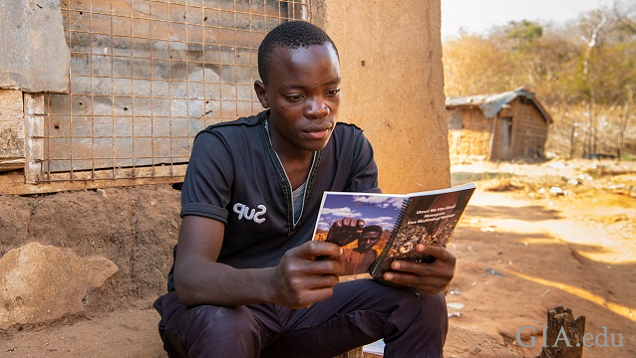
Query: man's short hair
362 225 383 235
257 20 338 84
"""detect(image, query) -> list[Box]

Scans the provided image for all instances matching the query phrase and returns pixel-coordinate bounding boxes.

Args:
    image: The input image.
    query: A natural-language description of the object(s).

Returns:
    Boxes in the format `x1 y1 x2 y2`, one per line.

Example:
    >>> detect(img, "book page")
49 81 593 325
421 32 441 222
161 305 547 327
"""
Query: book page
372 183 476 276
312 192 407 277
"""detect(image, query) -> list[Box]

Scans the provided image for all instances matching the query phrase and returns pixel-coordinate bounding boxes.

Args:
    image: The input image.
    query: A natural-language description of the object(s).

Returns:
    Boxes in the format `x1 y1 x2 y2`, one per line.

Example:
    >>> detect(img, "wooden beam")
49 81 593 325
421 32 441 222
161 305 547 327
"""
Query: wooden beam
0 158 25 172
0 173 184 195
0 165 187 195
42 164 187 182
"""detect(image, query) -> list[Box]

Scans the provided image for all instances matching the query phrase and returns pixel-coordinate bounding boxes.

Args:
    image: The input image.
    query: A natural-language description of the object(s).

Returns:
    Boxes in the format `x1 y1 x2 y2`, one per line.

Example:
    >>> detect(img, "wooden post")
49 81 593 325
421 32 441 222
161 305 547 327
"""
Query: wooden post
335 347 364 358
537 306 586 358
24 93 46 184
487 114 498 161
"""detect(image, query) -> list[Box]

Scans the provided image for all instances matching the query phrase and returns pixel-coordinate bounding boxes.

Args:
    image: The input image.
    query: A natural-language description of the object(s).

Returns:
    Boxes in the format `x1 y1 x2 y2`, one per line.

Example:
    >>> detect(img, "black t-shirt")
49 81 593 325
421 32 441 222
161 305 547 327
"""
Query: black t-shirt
178 110 380 269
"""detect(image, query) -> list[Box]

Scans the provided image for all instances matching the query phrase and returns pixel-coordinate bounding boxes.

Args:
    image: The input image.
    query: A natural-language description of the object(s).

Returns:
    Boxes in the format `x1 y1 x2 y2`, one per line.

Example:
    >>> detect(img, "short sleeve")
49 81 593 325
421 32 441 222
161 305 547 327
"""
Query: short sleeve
180 130 234 223
345 131 382 193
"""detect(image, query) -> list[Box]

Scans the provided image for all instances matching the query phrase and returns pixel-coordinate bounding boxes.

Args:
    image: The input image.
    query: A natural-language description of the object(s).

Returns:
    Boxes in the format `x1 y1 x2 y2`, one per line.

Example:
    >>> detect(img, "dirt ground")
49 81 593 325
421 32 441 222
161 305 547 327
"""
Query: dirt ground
1 159 635 357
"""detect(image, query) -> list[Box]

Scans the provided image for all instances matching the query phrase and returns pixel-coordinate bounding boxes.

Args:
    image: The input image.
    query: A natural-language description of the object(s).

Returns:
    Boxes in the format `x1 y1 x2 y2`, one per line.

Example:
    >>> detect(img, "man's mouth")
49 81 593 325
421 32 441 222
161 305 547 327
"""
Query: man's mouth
303 124 333 139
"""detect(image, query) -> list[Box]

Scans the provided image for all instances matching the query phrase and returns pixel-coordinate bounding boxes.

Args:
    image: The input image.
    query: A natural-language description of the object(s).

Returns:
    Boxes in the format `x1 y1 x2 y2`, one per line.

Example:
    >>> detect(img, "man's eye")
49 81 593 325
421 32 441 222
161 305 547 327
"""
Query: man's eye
326 89 341 96
286 95 302 101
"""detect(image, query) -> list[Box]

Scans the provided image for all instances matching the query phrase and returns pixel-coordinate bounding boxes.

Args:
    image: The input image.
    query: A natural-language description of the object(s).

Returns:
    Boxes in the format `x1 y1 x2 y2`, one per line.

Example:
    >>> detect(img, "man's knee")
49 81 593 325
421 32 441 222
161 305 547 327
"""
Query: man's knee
388 290 448 333
157 297 261 358
189 305 258 340
383 291 448 356
416 291 448 321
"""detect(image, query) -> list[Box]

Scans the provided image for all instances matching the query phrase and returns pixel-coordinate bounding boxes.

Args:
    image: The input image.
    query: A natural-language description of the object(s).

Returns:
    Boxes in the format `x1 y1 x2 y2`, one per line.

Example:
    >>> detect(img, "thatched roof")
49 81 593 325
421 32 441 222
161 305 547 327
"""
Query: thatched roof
446 88 553 124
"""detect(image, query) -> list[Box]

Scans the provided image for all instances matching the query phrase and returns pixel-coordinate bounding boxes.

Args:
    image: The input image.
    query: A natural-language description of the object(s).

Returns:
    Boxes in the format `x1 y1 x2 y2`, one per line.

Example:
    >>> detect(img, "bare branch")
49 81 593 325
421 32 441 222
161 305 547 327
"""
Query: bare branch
613 0 636 35
583 13 607 76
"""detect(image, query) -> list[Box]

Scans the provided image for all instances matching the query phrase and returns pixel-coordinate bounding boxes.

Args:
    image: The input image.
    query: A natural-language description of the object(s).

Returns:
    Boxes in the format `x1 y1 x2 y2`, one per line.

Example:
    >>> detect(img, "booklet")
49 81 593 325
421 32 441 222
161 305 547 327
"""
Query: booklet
311 183 476 279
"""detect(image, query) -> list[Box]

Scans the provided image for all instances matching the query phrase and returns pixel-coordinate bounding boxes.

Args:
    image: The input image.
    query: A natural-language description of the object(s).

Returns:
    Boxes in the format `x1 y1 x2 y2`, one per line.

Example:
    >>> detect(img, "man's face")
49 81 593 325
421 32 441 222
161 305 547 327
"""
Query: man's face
358 230 382 252
255 43 341 154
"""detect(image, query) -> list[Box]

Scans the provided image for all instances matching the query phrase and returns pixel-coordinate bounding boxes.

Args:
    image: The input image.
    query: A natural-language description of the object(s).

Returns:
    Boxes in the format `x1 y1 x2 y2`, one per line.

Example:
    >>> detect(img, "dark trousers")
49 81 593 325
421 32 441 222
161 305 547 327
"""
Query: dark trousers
153 279 448 358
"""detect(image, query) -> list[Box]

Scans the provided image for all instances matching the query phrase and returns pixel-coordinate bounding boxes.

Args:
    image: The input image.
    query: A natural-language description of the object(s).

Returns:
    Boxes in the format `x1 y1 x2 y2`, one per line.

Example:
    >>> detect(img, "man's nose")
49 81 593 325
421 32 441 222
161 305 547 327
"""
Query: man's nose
305 97 329 118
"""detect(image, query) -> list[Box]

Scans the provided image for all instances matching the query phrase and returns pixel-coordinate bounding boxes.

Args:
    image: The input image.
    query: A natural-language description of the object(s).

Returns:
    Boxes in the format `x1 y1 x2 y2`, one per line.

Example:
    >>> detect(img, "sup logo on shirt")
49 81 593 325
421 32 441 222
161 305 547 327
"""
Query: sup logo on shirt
233 203 267 224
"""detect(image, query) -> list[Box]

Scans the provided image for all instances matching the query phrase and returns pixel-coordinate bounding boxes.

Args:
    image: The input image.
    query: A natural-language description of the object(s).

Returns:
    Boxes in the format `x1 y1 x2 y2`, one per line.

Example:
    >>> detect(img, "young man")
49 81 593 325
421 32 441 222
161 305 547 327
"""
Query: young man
154 20 456 357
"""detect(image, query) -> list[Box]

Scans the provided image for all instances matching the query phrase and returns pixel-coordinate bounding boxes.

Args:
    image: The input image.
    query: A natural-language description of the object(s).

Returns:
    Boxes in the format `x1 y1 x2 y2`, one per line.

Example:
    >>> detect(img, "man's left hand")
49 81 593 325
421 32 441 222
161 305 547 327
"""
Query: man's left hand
382 244 456 295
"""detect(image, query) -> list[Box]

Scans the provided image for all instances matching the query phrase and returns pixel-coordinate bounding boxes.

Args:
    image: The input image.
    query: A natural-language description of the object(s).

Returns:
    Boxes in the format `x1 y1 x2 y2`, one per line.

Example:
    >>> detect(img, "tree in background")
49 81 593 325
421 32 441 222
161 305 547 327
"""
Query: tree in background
443 32 520 96
443 0 636 160
576 2 636 159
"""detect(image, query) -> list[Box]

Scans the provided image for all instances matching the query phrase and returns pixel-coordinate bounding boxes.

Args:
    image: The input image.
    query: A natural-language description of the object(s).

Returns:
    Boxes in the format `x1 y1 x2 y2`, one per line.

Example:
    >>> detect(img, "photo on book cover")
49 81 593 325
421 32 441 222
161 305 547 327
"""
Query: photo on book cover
312 193 407 277
369 187 475 277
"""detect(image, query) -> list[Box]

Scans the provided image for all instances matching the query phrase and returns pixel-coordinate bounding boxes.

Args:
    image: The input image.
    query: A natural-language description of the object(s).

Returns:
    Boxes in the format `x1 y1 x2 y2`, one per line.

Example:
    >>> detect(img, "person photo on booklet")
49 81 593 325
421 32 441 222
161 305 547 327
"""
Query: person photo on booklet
325 219 385 275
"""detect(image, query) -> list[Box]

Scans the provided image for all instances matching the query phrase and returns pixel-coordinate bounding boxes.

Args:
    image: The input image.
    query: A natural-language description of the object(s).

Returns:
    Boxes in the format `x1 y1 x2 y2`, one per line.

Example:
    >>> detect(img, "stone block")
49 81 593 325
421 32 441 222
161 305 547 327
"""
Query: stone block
0 0 70 92
0 242 118 330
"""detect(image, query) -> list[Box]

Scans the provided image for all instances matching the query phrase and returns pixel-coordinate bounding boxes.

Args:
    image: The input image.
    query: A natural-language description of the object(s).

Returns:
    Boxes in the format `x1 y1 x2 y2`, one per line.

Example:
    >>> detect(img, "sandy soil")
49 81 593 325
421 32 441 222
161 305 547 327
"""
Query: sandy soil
1 159 635 357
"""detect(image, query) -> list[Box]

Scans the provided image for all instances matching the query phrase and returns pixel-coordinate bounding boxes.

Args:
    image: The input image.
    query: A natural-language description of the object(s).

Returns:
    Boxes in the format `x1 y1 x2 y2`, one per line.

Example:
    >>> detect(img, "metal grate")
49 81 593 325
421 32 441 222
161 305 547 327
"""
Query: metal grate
37 0 309 183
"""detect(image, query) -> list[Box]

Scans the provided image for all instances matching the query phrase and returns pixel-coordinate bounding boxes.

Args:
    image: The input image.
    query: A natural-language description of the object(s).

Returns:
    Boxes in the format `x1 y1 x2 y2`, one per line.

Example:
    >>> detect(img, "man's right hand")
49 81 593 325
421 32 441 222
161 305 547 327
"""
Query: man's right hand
325 217 366 246
269 240 344 308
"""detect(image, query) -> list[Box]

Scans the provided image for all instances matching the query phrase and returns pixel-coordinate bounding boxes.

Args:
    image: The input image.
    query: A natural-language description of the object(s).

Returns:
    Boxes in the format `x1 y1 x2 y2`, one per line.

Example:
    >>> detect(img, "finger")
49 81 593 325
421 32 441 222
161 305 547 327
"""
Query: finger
391 247 456 276
391 255 456 277
291 272 340 289
383 271 449 294
356 219 366 231
298 287 337 307
416 244 457 263
342 217 351 226
311 256 345 275
285 275 340 307
298 241 343 259
390 259 439 276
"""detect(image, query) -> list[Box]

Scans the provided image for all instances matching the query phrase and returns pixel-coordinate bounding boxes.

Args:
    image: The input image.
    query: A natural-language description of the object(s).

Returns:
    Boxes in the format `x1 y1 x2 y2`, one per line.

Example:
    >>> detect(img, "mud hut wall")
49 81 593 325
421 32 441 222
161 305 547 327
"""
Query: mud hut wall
313 0 450 193
509 99 549 158
0 90 25 168
447 107 490 160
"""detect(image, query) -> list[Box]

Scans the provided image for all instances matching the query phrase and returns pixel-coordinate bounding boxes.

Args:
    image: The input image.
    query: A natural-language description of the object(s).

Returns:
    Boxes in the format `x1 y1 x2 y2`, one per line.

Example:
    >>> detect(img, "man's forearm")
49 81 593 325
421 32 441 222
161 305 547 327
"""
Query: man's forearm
174 261 276 307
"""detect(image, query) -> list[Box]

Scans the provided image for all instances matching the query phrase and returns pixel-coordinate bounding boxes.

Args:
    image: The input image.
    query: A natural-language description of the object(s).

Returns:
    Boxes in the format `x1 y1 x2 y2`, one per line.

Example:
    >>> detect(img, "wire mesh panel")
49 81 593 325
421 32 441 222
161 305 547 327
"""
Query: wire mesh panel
36 0 309 183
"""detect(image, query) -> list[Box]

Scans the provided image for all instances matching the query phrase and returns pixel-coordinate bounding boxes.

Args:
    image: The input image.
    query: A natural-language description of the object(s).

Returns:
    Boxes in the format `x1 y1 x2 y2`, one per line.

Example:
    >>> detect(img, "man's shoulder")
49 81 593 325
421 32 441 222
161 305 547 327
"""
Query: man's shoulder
334 121 363 132
329 121 375 156
332 121 366 140
198 111 266 137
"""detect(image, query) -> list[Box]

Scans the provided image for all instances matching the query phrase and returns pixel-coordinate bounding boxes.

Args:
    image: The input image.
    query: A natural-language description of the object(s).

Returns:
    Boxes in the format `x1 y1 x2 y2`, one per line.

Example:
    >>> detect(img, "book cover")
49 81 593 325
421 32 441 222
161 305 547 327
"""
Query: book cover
368 183 476 278
311 183 476 279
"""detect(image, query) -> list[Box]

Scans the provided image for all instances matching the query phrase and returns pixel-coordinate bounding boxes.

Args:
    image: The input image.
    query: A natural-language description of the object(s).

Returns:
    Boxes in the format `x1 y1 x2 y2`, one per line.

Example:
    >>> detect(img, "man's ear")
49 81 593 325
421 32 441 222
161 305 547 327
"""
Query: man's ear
254 80 269 108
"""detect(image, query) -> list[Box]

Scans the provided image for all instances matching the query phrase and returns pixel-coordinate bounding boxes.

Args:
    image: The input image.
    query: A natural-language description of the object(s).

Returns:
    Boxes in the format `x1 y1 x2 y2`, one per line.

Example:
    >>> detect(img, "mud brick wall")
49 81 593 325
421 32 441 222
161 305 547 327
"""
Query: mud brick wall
0 90 25 164
45 0 295 172
448 107 491 159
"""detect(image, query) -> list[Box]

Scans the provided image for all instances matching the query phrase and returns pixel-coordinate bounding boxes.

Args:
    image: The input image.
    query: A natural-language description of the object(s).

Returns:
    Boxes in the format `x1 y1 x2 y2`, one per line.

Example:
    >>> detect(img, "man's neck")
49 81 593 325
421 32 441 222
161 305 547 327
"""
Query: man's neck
265 120 315 190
